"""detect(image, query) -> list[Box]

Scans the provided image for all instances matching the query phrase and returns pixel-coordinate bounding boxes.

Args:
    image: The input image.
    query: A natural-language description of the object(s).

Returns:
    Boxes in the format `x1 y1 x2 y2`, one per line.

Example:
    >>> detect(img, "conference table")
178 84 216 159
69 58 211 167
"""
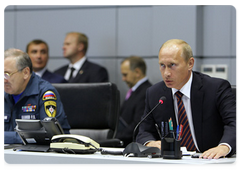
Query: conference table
4 146 236 164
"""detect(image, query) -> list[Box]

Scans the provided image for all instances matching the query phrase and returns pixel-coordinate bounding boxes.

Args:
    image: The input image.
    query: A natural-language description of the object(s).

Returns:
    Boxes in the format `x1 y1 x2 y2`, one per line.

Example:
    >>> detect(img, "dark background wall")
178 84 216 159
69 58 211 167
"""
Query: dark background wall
4 5 236 103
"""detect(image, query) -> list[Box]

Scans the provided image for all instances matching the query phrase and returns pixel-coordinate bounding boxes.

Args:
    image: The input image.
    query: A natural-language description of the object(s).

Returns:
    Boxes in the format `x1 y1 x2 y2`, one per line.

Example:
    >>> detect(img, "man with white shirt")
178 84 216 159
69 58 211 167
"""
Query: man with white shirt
26 39 67 83
136 39 236 159
116 56 152 147
54 32 108 83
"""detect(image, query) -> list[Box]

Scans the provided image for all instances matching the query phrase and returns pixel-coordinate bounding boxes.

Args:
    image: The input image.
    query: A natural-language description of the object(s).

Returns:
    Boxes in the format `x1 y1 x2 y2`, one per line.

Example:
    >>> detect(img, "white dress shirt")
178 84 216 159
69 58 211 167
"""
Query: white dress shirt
131 77 148 92
64 57 86 80
171 72 200 151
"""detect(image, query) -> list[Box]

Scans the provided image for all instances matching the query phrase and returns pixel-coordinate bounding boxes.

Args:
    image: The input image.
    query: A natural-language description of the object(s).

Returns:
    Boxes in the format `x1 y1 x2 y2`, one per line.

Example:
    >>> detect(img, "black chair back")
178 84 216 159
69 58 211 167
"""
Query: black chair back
52 83 122 146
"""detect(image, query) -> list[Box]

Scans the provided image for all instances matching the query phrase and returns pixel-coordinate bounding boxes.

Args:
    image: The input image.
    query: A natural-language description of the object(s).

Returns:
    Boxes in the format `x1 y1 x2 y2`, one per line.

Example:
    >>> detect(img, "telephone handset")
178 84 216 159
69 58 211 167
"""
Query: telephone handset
50 134 100 154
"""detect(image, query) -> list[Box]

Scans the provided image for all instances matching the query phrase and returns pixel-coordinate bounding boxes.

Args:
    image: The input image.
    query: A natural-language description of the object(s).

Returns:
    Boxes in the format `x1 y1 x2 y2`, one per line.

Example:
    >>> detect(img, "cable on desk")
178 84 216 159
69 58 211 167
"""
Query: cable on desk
99 148 123 155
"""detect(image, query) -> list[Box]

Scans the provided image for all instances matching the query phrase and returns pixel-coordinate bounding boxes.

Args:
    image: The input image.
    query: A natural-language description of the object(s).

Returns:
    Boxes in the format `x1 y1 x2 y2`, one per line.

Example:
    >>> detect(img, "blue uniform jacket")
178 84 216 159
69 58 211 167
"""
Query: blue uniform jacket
4 72 71 144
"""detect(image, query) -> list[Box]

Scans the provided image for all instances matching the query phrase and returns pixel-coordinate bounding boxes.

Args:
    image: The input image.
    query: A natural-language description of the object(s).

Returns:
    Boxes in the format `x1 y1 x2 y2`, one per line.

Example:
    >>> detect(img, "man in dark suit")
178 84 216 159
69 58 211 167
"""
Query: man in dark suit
136 39 236 159
54 32 108 83
116 56 152 147
26 39 67 83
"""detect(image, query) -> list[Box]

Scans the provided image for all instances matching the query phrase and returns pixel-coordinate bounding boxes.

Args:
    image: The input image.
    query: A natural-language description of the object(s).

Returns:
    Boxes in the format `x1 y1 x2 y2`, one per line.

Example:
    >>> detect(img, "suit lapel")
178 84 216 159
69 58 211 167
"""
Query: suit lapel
56 65 68 77
162 83 177 129
41 70 49 80
69 60 88 83
191 72 204 150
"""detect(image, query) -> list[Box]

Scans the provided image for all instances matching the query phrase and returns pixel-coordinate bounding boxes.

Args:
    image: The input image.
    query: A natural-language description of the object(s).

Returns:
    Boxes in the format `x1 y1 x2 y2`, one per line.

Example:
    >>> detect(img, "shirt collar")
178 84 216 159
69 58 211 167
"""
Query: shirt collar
131 77 148 92
172 71 193 99
35 67 47 77
69 56 86 70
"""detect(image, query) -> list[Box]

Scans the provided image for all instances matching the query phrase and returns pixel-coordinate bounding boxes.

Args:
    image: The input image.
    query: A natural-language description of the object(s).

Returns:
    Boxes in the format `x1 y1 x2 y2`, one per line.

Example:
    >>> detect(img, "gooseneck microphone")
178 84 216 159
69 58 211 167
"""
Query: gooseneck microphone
123 96 166 157
132 96 166 142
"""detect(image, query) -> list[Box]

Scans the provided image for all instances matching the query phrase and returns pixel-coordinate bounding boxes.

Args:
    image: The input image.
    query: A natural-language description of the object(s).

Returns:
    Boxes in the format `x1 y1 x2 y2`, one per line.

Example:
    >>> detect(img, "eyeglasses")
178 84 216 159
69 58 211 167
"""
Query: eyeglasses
4 70 20 80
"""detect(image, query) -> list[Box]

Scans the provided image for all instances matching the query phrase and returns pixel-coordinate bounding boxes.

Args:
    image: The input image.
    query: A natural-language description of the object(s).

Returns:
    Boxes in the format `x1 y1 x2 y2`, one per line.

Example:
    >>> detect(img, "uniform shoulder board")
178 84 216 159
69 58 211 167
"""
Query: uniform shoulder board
42 90 57 100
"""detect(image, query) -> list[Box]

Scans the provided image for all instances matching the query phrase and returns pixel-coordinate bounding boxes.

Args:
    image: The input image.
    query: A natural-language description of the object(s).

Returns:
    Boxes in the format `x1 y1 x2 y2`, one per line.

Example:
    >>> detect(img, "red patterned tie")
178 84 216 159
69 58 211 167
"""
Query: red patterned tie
175 91 196 151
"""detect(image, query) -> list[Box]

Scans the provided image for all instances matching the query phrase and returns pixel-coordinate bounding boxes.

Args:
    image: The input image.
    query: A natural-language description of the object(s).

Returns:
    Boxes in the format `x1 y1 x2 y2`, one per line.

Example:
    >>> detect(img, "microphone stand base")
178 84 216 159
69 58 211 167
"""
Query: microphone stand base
123 142 161 157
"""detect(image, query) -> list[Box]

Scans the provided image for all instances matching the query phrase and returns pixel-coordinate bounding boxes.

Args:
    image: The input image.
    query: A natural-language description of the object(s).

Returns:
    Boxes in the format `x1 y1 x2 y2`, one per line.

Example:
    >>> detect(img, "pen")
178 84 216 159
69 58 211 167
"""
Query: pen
176 125 179 139
178 124 183 140
161 121 165 137
165 122 169 136
169 118 173 131
155 123 162 139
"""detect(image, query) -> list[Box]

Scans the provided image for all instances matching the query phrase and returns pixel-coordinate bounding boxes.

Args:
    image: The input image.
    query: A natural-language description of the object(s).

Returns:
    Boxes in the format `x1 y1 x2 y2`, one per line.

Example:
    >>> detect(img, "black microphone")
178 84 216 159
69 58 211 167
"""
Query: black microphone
132 96 166 142
123 96 166 157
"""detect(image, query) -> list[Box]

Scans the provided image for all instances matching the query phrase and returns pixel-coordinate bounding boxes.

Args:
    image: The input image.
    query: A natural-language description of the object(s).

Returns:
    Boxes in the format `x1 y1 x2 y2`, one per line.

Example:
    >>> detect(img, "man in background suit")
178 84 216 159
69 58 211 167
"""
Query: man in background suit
136 39 236 159
54 32 108 83
116 56 152 147
26 39 67 83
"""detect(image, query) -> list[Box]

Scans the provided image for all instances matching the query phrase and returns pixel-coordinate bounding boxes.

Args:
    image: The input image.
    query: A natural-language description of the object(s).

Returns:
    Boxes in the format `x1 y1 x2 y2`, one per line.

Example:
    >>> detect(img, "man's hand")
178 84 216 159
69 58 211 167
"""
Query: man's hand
145 140 161 150
199 145 230 159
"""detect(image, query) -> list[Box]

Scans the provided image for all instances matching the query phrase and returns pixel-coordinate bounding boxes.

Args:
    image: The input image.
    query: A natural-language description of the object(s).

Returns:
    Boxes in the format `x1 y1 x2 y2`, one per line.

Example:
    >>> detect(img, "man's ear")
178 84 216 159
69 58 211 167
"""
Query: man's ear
77 43 84 52
188 57 194 71
23 67 31 80
134 67 142 78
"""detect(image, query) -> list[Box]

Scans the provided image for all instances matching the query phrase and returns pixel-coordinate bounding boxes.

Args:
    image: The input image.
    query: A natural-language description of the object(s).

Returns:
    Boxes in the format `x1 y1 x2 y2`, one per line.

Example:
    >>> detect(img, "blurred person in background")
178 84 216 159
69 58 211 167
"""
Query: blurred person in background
54 32 108 83
116 56 152 147
26 39 67 83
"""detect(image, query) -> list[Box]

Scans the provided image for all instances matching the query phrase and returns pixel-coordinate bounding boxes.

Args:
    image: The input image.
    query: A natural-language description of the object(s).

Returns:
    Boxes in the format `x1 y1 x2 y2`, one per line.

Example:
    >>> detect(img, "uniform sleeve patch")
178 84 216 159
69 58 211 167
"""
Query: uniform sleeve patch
43 91 57 100
44 101 57 117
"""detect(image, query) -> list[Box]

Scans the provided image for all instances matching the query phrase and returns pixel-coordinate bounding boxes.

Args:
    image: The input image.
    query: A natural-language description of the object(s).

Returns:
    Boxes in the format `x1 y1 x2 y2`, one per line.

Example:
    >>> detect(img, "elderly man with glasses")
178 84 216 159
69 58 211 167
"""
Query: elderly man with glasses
4 48 70 144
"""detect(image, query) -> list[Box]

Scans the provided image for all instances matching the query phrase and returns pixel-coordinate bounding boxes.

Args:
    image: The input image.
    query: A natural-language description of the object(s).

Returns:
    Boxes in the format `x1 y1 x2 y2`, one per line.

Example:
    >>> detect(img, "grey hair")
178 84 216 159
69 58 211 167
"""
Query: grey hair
4 48 33 73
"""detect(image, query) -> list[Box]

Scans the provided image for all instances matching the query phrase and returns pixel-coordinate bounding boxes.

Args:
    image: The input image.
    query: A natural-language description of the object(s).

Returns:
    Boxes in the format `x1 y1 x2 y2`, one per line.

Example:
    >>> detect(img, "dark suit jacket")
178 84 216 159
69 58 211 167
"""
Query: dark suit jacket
41 70 68 83
116 80 152 147
136 71 236 156
54 60 109 83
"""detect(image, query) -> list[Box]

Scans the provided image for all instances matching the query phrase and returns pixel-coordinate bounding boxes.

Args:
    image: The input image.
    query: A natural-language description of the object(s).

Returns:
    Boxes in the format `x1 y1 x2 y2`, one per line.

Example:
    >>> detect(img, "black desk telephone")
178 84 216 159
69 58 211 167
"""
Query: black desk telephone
50 134 100 154
14 118 119 155
14 118 100 154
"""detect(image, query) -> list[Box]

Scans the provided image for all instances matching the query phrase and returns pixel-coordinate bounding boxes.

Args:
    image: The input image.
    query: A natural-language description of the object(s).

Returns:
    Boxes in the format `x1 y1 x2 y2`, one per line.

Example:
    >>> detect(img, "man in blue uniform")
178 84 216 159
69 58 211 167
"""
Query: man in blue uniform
4 48 70 144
